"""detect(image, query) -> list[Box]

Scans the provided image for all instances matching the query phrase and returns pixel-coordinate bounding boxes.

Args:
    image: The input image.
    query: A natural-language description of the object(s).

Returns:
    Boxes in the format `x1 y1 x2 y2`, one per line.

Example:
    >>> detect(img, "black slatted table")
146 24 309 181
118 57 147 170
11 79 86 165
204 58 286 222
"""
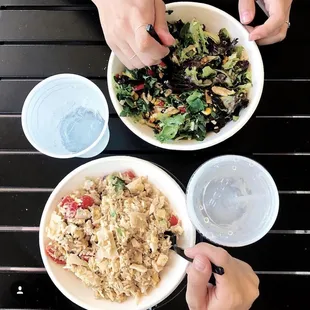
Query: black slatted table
0 0 309 309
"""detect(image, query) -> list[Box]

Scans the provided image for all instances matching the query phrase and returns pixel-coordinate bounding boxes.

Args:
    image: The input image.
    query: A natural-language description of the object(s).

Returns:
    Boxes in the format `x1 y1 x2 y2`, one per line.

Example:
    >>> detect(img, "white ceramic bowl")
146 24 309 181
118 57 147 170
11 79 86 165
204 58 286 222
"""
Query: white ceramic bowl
107 2 264 151
39 156 196 310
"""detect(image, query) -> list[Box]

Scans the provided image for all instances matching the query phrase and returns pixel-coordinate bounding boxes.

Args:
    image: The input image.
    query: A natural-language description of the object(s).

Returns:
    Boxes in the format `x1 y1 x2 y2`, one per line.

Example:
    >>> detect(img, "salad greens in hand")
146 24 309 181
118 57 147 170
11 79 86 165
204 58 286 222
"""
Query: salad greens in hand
114 19 251 143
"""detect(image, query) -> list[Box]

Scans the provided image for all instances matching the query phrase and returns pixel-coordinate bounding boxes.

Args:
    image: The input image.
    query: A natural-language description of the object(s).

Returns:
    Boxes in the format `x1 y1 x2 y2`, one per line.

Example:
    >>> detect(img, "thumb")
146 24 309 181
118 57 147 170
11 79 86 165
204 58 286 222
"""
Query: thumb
154 0 175 46
238 0 256 25
186 255 212 310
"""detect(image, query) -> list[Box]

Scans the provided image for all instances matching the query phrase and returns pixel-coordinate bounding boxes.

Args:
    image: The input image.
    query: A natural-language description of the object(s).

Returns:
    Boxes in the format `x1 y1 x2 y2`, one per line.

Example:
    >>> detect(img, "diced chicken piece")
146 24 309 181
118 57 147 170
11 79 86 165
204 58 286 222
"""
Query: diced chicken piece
84 220 93 236
126 178 145 194
151 270 160 286
130 264 148 273
158 196 166 208
111 259 120 273
171 225 184 236
152 260 163 273
129 212 147 229
73 266 101 287
84 179 95 190
66 254 89 267
156 209 166 219
96 227 118 260
90 206 101 222
149 196 159 215
134 251 143 264
98 260 109 274
120 217 130 230
131 238 141 248
156 253 169 267
75 209 91 220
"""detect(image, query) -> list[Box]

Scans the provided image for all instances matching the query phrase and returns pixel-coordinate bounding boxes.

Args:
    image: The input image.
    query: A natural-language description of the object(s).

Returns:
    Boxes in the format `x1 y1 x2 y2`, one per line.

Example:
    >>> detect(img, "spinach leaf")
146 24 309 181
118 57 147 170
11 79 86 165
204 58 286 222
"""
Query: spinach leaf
156 114 186 142
186 90 205 113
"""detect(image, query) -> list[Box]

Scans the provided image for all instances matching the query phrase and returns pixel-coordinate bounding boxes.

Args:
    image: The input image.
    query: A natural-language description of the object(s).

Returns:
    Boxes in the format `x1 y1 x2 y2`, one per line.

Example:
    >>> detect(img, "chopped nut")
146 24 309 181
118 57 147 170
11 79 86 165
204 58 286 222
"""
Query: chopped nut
159 72 164 79
164 89 172 97
164 107 179 116
131 91 139 101
205 90 212 104
212 86 235 97
211 120 217 125
202 107 212 116
222 56 228 65
171 53 180 65
130 264 148 273
147 93 153 102
141 92 149 104
200 56 209 65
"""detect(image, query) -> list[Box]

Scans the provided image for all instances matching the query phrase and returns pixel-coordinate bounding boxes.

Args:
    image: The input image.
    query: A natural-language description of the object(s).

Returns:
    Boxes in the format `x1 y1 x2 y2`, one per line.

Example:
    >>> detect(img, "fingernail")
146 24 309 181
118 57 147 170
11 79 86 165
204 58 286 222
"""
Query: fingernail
241 11 251 24
193 256 207 272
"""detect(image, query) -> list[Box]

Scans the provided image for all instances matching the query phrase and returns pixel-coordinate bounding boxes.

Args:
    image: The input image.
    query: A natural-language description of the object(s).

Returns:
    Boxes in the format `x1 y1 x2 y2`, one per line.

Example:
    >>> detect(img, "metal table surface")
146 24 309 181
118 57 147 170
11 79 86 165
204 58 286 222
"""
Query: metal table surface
0 0 309 309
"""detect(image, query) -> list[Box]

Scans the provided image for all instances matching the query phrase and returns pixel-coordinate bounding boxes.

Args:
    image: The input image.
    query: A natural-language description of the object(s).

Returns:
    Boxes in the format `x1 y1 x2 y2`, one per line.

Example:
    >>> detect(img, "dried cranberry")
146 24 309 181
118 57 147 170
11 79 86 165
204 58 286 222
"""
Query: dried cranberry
147 69 155 76
134 83 145 91
158 100 165 107
179 107 186 114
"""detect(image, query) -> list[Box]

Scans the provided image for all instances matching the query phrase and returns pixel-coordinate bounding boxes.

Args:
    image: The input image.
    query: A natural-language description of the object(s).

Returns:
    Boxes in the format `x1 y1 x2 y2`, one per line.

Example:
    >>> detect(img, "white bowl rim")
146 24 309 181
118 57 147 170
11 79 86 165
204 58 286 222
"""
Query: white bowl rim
21 73 110 159
186 155 279 247
107 2 264 151
39 155 196 310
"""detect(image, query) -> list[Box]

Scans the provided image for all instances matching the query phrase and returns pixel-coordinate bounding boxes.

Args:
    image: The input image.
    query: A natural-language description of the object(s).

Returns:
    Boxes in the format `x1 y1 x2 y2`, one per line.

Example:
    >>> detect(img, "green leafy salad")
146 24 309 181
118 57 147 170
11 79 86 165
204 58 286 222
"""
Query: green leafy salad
114 19 252 143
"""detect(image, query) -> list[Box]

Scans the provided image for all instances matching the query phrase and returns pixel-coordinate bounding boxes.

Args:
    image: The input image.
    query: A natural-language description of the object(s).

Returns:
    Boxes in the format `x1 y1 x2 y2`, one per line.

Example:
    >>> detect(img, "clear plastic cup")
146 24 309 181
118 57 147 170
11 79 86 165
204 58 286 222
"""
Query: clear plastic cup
22 74 109 159
186 155 279 247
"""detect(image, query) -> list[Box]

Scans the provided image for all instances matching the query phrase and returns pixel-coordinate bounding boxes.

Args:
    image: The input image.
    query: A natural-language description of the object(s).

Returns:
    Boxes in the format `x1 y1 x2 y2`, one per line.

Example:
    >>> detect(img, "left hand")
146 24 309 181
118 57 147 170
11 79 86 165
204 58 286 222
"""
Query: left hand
238 0 293 45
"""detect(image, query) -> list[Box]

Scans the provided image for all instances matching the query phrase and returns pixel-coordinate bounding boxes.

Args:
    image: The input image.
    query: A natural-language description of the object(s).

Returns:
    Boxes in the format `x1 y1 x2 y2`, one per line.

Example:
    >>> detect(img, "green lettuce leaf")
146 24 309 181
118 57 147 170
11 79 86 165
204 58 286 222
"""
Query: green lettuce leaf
202 66 216 78
156 114 186 143
186 90 205 113
223 53 239 70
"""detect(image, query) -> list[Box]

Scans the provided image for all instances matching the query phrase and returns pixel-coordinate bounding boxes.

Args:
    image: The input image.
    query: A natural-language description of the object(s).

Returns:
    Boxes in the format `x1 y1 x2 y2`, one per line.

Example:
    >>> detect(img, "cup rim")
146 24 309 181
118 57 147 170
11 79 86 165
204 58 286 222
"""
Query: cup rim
186 155 280 247
21 73 109 159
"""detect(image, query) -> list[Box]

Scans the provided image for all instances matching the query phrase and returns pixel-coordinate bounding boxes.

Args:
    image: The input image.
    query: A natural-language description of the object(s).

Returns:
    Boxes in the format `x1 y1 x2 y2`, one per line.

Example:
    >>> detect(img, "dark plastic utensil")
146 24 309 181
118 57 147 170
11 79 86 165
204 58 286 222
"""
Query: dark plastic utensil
164 231 225 276
146 24 191 92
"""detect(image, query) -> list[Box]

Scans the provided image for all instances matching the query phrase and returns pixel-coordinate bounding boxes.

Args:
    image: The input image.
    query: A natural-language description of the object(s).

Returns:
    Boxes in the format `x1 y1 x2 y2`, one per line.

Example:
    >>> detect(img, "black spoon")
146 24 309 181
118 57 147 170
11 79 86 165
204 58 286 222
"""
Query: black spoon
164 231 225 276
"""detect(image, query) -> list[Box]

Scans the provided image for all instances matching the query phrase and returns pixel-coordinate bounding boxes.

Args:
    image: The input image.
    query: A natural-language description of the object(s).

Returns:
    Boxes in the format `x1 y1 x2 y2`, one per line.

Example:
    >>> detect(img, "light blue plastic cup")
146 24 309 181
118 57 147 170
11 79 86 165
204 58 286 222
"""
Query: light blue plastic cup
22 74 110 159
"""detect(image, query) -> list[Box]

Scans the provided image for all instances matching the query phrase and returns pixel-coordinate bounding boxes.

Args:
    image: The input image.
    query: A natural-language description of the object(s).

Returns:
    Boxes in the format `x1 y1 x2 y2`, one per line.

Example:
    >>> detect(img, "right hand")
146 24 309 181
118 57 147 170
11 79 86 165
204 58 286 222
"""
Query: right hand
92 0 175 69
185 243 260 310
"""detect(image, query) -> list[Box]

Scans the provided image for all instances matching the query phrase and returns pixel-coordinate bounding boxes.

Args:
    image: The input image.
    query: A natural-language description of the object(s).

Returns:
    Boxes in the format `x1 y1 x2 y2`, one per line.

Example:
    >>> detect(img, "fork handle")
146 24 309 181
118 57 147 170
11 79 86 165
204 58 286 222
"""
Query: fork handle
173 245 225 276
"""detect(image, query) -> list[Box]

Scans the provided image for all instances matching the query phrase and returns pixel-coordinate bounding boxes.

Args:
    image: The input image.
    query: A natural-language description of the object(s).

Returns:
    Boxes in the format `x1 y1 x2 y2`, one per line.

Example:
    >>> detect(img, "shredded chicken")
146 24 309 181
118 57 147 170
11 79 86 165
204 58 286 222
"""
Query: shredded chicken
46 171 183 303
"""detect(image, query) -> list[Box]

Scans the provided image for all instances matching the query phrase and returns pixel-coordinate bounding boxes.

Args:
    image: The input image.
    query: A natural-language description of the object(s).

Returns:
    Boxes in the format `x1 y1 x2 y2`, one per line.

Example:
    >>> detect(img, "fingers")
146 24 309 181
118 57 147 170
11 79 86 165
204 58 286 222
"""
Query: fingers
154 0 175 46
238 0 256 24
186 243 230 267
186 255 212 310
131 1 170 62
249 13 285 41
256 26 287 45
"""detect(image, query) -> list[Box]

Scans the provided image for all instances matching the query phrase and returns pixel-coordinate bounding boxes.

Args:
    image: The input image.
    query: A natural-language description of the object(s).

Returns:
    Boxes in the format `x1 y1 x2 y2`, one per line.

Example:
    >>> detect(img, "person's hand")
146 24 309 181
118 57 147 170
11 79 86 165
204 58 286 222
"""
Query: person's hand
238 0 293 45
185 243 259 310
92 0 174 69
